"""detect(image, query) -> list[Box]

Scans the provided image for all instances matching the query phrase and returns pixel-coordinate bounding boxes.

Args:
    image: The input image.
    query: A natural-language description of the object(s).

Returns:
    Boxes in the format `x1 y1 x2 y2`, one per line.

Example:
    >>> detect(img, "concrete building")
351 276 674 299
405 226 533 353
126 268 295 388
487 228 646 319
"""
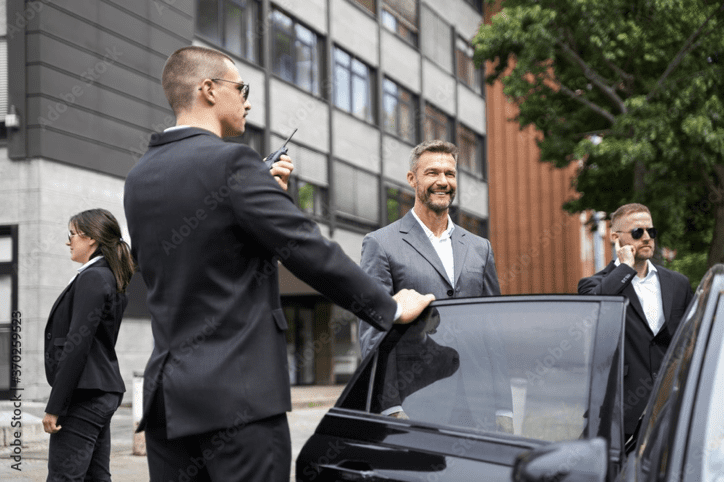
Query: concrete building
0 0 493 401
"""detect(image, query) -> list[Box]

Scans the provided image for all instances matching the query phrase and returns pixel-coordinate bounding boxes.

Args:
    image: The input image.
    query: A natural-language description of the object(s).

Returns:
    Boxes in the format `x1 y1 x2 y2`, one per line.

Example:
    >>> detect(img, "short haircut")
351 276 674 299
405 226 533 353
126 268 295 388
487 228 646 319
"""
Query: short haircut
610 203 651 230
162 46 234 115
409 140 459 173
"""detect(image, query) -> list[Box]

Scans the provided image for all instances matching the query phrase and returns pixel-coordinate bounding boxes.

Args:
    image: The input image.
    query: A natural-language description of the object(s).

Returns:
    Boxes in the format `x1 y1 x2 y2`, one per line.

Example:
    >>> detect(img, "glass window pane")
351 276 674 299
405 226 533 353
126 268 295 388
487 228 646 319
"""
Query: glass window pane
224 2 243 55
244 2 259 62
334 62 351 111
399 100 413 142
381 9 396 30
272 11 294 82
358 300 600 440
383 92 397 134
0 275 10 324
295 40 314 92
334 48 351 67
0 236 11 262
352 74 370 121
197 0 220 42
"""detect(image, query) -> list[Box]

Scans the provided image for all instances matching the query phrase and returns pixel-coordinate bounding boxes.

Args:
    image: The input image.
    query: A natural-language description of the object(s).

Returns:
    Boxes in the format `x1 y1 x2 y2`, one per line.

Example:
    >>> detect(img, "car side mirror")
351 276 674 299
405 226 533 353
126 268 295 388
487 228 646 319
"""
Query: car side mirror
512 437 608 482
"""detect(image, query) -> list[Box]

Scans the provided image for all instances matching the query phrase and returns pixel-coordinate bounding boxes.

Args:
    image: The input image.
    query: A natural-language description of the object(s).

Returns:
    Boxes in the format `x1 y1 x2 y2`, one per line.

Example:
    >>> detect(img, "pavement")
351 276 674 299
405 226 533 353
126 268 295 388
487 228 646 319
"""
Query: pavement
0 384 345 482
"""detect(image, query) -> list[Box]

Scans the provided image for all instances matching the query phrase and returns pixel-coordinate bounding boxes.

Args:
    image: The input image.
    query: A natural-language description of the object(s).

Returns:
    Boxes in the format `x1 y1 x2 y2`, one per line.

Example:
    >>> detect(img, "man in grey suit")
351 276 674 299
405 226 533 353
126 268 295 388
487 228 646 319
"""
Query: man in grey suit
359 140 512 431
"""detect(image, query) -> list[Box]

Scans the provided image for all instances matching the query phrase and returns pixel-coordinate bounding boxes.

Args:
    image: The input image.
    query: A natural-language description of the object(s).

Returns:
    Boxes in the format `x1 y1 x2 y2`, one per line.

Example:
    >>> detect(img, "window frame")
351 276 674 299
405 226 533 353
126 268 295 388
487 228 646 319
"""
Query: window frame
195 0 262 65
0 225 19 399
333 46 376 124
270 8 324 96
332 160 381 231
381 0 418 46
424 103 452 142
455 36 483 95
385 184 415 225
457 123 486 179
382 77 418 144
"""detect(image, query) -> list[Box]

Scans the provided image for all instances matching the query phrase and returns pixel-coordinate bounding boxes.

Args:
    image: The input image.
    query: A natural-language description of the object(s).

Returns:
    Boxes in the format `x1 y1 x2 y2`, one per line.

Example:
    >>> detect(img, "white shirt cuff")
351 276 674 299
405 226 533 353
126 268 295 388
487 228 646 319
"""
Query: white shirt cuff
381 405 404 416
393 301 403 322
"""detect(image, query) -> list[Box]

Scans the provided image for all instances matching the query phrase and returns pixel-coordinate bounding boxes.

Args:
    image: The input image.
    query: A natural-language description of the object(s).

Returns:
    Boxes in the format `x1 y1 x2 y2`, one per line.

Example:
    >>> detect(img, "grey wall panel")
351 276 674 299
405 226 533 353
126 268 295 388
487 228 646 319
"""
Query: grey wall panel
47 0 190 57
27 33 169 110
27 128 137 177
27 99 149 153
30 6 168 80
108 0 194 34
27 65 172 131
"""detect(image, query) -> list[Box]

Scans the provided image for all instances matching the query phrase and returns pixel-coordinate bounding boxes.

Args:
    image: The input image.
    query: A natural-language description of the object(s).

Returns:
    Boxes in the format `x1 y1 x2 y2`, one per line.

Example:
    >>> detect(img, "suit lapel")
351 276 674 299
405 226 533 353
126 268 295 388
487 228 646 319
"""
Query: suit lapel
451 225 468 288
46 279 75 330
623 282 648 328
400 211 452 288
657 267 674 326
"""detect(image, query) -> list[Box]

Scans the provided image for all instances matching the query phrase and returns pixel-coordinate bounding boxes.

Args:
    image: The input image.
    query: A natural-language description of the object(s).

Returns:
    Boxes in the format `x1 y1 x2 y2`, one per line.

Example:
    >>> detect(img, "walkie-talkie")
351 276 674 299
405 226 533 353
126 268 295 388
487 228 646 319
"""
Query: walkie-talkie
265 128 298 169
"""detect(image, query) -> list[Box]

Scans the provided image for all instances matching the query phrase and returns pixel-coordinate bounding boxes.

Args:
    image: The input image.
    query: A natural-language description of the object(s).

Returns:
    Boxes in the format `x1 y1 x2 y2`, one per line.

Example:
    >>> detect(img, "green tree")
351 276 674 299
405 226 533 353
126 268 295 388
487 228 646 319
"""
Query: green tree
474 0 724 283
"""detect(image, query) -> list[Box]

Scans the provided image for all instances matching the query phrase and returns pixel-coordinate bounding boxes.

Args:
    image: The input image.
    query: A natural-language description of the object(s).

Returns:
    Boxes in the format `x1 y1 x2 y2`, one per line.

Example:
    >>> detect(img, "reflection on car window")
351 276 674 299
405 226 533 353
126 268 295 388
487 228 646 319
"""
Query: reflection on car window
703 326 724 479
347 300 603 443
637 295 702 476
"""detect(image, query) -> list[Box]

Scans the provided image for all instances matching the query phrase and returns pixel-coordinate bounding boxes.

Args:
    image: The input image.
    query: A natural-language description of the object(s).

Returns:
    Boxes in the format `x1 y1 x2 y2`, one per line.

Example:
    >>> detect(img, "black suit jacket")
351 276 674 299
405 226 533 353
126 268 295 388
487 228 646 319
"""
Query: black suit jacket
578 261 693 435
124 127 397 439
44 257 127 416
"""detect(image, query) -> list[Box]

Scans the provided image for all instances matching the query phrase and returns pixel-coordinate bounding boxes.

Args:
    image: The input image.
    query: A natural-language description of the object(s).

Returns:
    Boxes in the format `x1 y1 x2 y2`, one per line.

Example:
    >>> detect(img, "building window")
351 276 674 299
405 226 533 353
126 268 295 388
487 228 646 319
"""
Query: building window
352 0 376 15
386 186 414 224
383 78 417 143
292 179 329 220
457 123 486 178
333 47 374 123
381 0 418 45
424 103 451 141
271 9 323 96
1 38 8 142
456 37 482 94
334 162 379 229
196 0 261 64
0 226 18 399
226 123 264 154
459 212 488 238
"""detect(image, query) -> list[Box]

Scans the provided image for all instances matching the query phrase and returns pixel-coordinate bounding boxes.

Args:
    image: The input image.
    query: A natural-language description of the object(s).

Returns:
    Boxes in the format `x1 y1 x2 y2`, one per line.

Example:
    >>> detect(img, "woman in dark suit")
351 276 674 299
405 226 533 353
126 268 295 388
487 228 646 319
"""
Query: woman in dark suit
43 208 135 481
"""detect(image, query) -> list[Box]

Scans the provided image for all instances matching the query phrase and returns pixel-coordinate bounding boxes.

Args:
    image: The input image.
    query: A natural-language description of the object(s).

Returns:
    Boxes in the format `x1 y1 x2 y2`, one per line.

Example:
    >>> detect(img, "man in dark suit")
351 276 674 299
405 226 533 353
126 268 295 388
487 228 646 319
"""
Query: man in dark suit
358 140 512 432
578 203 693 440
124 46 434 482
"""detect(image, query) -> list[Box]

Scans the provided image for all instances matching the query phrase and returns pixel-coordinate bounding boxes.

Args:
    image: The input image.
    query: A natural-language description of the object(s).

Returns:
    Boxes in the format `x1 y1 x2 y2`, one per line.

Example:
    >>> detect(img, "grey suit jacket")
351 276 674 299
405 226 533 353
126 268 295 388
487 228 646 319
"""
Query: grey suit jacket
358 210 510 420
359 210 501 357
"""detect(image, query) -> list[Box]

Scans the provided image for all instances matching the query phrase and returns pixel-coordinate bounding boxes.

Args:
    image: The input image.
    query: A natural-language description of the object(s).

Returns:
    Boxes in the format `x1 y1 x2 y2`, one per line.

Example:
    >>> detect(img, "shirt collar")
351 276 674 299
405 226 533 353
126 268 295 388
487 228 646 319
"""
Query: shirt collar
164 125 192 133
78 255 103 273
614 258 657 279
410 209 454 240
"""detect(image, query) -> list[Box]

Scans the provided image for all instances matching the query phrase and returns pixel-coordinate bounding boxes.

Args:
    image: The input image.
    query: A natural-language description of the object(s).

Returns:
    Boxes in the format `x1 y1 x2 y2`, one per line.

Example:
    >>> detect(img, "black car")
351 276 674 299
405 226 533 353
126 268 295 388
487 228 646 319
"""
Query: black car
296 264 724 482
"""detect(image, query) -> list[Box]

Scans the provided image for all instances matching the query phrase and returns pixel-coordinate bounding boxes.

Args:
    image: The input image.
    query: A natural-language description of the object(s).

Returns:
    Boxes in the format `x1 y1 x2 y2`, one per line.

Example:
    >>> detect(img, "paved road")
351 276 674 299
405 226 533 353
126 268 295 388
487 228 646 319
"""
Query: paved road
1 388 340 481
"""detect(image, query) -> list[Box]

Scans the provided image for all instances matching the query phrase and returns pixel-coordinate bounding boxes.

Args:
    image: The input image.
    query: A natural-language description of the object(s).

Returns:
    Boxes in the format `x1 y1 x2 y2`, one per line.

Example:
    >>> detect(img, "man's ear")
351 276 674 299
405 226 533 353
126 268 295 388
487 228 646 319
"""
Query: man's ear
198 79 217 106
406 171 416 189
610 230 619 244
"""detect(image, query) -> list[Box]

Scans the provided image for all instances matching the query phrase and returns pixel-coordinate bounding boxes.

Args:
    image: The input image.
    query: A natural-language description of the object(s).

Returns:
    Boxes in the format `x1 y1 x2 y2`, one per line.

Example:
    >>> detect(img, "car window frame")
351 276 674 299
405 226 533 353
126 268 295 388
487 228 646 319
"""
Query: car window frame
336 296 627 452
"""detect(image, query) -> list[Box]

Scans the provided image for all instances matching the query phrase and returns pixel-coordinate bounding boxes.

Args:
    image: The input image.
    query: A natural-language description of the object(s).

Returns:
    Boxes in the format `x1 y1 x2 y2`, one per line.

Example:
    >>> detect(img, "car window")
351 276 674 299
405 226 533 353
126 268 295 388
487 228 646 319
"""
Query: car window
341 298 619 443
635 292 703 477
702 310 724 480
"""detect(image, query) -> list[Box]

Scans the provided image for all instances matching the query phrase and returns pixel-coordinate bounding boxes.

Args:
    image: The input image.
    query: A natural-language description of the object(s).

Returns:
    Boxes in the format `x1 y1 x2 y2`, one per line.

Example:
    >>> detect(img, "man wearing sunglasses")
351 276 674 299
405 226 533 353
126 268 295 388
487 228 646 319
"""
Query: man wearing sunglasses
578 203 693 442
124 46 434 482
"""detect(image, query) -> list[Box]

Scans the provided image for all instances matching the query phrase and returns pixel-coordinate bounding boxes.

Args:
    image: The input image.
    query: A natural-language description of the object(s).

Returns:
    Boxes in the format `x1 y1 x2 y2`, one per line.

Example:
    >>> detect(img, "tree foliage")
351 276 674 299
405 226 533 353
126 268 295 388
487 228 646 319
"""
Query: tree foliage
474 0 724 279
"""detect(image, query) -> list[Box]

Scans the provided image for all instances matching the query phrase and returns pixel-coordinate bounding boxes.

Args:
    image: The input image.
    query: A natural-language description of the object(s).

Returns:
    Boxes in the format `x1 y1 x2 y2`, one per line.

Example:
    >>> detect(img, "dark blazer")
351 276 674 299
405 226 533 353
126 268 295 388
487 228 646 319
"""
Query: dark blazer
123 127 397 439
358 210 510 418
578 260 693 435
44 257 127 416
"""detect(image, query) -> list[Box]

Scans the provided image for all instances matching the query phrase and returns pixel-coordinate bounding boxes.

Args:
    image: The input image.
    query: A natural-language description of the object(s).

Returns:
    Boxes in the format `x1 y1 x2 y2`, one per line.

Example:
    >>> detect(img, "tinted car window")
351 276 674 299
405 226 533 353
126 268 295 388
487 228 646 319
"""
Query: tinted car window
342 299 607 442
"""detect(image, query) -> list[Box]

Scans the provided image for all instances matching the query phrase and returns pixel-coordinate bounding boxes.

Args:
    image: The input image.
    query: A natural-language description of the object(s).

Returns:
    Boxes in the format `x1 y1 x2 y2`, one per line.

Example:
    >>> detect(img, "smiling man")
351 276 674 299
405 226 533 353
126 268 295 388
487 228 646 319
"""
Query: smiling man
578 203 693 442
358 140 511 430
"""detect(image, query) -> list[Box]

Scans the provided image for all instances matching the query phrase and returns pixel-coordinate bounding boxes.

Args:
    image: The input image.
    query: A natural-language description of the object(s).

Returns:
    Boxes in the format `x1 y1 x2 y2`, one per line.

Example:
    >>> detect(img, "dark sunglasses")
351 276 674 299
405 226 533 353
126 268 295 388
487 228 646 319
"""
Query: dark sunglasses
210 78 249 99
617 227 657 240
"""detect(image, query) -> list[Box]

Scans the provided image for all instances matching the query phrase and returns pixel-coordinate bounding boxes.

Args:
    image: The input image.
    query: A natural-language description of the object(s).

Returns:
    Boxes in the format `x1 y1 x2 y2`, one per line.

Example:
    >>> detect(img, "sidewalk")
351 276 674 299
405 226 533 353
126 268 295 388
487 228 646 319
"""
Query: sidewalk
0 385 345 482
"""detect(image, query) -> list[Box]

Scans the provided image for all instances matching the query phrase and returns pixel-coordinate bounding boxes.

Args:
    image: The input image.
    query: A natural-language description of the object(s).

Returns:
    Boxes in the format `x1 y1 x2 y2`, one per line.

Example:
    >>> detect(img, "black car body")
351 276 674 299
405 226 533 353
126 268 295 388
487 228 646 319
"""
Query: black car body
296 264 724 481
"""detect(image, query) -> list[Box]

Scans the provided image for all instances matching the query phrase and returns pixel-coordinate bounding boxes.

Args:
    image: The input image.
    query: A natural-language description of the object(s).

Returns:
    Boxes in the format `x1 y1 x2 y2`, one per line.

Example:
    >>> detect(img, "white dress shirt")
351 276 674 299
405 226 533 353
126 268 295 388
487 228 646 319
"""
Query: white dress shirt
68 255 104 285
616 258 665 334
411 210 455 287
